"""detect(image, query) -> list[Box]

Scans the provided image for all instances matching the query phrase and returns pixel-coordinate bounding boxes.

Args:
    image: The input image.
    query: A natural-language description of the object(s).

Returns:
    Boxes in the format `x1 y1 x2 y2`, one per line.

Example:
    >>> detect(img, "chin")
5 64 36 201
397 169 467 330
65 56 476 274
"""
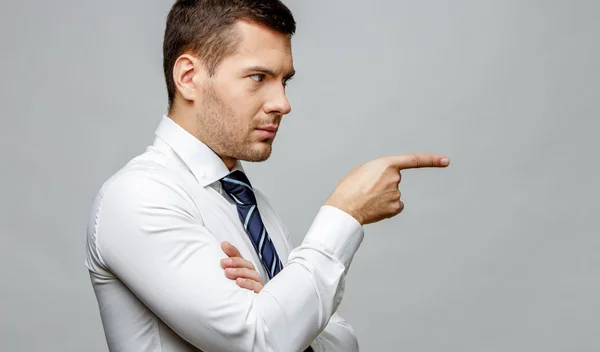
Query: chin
243 143 273 162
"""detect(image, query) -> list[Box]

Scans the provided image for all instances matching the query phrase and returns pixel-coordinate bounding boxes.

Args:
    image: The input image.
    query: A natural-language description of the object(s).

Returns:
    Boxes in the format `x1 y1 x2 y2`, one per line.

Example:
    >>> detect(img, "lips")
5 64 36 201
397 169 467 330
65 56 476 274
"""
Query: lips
255 125 278 139
256 126 277 133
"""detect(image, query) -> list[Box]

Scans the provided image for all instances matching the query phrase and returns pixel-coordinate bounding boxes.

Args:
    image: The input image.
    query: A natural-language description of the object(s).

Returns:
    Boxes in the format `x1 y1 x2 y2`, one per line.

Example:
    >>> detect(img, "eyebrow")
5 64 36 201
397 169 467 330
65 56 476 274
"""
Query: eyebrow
246 66 296 80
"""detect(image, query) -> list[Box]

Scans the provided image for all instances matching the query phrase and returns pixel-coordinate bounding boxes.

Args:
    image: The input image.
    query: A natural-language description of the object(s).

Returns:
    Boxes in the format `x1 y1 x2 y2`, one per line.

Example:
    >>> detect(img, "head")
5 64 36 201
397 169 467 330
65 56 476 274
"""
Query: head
163 0 296 169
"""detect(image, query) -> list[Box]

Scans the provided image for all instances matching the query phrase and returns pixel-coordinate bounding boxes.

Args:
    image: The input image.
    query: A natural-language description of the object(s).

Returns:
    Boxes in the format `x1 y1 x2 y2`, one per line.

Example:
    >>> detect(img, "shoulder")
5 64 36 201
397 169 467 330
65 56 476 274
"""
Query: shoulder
97 149 199 210
84 150 202 272
97 166 201 229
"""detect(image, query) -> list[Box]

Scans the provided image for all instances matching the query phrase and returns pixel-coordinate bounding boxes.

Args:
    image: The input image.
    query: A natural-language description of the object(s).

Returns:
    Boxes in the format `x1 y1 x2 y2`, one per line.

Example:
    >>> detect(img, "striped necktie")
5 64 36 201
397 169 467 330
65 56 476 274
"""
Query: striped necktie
220 170 283 278
220 171 315 351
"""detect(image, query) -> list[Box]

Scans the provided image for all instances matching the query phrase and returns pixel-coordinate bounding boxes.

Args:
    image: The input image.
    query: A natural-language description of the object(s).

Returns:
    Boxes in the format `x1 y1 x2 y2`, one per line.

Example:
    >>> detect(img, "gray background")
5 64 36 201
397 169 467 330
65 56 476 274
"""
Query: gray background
1 0 599 351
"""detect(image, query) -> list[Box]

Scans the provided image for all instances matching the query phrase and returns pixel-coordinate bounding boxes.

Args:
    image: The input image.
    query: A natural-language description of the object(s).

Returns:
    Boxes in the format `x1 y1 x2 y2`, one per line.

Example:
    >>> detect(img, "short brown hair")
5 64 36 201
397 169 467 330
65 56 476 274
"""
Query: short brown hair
163 0 296 110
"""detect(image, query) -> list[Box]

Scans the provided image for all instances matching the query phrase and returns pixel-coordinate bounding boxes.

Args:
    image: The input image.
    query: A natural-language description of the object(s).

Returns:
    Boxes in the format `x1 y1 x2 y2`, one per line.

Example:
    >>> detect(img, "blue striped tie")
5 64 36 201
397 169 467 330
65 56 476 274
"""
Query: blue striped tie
220 171 315 351
220 170 283 279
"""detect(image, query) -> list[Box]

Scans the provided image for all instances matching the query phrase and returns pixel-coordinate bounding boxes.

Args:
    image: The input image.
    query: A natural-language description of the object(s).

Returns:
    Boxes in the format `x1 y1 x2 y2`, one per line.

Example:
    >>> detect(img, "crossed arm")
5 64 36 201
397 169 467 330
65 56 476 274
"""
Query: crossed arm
220 241 360 351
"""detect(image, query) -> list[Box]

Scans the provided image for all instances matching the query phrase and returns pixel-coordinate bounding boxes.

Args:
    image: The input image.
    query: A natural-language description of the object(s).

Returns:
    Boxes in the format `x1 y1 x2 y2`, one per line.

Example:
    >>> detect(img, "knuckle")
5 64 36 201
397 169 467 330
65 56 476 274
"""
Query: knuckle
390 200 404 214
411 156 420 167
380 158 394 169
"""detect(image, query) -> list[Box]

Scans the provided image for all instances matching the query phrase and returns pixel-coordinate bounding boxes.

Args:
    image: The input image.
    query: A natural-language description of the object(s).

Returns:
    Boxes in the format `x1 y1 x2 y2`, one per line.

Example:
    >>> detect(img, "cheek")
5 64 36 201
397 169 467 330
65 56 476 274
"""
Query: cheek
231 92 266 122
214 79 266 123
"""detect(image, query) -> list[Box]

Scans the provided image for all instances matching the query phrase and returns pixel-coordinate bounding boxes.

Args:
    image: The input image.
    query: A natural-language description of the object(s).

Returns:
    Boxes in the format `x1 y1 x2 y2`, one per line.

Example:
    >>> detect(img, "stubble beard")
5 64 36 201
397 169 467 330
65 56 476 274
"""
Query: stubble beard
197 84 275 163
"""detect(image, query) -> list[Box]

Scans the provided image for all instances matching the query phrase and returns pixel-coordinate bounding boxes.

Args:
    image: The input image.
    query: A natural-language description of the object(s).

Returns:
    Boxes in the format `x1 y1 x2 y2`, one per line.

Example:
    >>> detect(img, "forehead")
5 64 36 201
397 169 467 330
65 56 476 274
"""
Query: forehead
227 20 293 72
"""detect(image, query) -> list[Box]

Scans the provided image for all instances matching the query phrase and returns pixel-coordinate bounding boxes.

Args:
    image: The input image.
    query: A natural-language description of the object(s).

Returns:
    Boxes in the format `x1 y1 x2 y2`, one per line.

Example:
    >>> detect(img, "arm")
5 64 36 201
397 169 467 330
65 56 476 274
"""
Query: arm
278 219 360 352
221 243 359 351
311 313 359 352
94 171 364 352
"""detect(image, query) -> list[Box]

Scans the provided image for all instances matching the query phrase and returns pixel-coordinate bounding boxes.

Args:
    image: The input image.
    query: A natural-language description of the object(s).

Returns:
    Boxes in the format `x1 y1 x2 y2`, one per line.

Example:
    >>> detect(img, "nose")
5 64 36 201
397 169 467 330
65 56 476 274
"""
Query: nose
264 86 292 116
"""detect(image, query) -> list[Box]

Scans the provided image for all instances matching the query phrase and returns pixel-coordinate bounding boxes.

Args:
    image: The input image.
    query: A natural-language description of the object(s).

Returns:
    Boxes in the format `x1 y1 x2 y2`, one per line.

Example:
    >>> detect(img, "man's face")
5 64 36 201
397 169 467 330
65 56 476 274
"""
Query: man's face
194 20 294 165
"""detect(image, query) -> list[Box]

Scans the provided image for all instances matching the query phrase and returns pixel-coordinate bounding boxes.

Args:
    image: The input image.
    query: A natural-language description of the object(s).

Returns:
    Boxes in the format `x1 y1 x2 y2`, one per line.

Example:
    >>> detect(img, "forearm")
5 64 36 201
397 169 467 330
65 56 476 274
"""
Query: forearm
311 313 359 352
262 206 364 348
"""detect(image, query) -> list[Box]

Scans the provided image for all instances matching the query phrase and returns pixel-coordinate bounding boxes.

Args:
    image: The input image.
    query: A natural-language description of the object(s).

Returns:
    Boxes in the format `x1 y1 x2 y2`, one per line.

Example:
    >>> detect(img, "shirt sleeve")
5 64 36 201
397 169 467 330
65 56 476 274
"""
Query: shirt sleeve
93 170 364 352
276 214 360 352
311 313 360 352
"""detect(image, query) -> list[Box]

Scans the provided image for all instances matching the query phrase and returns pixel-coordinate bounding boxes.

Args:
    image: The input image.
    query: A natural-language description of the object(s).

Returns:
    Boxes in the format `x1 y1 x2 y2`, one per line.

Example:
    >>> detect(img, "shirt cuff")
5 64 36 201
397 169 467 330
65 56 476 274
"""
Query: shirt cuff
303 205 365 267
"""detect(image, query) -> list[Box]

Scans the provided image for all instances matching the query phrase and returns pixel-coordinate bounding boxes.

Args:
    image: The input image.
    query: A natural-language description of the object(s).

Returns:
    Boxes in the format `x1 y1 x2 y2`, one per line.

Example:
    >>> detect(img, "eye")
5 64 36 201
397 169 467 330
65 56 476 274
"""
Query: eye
250 74 265 83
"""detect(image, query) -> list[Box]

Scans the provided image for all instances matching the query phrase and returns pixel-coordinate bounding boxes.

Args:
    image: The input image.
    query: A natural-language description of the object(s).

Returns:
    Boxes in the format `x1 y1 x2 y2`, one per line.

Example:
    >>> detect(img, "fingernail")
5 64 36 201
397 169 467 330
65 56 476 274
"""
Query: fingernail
440 158 449 166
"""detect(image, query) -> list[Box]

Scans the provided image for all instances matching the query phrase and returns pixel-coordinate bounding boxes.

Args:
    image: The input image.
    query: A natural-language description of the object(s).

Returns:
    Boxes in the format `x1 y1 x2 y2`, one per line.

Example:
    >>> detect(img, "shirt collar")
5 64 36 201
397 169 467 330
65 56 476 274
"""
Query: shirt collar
154 115 245 187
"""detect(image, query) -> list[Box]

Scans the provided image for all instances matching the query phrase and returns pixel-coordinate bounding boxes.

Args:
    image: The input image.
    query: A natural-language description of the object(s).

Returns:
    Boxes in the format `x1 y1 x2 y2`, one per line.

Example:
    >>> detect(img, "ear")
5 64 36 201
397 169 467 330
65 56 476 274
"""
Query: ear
172 54 206 103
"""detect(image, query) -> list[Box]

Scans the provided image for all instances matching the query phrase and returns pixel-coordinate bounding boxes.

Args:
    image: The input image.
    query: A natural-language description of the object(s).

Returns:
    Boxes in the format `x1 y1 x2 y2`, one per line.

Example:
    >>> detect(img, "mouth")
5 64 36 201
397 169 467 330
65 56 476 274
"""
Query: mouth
255 125 278 139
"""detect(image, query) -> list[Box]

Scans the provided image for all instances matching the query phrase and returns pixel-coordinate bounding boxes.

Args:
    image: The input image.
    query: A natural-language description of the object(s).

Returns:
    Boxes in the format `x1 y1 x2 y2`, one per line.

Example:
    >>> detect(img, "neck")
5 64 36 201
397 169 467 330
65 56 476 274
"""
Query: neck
221 156 237 171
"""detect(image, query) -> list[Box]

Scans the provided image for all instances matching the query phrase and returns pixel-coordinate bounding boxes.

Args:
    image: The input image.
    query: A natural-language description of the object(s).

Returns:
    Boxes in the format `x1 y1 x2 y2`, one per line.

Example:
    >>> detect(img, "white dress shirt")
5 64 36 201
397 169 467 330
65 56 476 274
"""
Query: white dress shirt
85 115 365 352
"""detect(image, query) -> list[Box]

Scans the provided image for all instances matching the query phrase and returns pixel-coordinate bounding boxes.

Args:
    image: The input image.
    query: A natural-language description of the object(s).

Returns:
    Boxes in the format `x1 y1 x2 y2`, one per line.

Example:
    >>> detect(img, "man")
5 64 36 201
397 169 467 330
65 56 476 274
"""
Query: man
84 0 450 351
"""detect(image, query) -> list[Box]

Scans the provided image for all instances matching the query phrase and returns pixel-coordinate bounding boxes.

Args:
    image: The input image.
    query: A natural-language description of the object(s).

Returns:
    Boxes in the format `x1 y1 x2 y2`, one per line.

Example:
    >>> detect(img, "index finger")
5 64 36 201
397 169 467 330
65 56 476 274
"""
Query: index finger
221 241 242 258
385 153 450 170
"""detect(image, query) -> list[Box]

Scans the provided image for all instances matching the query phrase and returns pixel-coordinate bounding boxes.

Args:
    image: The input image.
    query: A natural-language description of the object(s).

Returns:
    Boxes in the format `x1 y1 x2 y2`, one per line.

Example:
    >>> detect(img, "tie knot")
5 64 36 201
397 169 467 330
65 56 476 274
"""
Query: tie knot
220 170 257 205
